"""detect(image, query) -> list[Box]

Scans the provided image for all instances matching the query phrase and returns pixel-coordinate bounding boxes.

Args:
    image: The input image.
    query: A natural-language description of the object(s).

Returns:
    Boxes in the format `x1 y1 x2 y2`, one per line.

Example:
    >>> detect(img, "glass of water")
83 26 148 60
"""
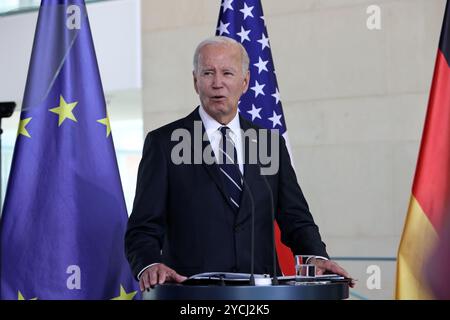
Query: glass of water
295 255 316 278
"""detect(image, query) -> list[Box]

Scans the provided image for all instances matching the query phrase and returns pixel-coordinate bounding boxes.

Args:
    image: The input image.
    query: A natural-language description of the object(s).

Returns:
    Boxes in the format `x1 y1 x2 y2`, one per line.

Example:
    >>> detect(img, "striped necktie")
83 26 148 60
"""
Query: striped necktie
218 126 242 211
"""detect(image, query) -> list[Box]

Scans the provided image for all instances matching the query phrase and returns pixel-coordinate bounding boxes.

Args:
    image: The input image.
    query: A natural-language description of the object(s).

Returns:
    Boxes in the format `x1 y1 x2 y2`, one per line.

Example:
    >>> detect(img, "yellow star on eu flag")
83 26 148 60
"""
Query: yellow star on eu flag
49 95 78 126
111 285 137 300
17 117 32 138
18 291 38 300
97 115 111 137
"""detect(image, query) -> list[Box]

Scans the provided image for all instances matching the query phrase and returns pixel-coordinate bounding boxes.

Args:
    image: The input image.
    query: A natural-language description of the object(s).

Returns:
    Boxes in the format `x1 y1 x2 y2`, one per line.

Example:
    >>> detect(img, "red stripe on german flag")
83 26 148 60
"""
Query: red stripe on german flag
396 3 450 298
413 50 450 231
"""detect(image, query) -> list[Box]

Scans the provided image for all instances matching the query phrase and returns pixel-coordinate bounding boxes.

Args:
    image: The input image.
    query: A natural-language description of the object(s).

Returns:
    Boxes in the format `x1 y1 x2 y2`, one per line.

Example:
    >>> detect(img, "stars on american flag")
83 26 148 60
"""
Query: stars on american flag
247 104 262 121
254 57 268 74
251 80 265 98
217 21 230 35
237 26 251 43
268 110 283 128
216 0 287 132
240 3 254 19
272 87 281 104
257 33 270 50
221 0 234 13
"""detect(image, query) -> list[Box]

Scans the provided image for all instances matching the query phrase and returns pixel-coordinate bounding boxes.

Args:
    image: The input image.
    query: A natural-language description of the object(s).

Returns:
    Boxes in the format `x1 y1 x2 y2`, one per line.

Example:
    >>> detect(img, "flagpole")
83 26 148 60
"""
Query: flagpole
0 102 16 215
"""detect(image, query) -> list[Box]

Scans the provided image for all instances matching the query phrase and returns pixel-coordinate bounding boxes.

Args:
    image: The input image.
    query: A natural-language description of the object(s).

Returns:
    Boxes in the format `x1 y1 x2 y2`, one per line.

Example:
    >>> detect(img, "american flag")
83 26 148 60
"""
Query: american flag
215 0 295 275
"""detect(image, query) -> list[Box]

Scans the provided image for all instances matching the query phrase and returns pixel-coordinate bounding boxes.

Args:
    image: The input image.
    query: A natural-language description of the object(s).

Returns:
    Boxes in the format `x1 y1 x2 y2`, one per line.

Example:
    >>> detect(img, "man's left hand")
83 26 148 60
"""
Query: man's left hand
310 258 356 288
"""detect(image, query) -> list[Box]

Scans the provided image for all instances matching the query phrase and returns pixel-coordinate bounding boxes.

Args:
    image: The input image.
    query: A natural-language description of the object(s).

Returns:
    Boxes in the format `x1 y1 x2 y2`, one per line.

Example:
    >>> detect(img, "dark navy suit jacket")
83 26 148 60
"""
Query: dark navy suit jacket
125 107 328 279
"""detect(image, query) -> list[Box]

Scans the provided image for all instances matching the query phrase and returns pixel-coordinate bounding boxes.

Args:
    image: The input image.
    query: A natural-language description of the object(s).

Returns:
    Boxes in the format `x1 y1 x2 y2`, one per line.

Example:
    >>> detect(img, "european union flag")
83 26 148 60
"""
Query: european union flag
0 0 137 300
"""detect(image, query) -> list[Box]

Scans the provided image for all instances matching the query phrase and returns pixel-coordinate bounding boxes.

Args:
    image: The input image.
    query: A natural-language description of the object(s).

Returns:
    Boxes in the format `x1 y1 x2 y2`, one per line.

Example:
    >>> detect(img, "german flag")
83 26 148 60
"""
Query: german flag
396 1 450 299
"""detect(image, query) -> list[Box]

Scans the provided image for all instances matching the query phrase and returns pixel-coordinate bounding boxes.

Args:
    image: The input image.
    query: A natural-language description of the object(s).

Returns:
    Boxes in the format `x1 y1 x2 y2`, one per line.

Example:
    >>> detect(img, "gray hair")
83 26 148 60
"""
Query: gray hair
193 36 250 76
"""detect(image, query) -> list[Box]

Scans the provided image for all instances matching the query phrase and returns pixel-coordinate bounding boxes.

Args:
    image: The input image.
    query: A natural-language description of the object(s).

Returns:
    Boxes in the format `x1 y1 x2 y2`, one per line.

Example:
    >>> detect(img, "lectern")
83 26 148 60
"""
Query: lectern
143 277 349 300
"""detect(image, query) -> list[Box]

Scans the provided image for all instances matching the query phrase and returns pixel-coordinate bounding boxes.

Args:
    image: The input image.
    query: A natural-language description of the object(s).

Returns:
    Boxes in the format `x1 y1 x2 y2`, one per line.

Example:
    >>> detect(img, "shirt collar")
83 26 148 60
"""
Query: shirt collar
198 105 241 139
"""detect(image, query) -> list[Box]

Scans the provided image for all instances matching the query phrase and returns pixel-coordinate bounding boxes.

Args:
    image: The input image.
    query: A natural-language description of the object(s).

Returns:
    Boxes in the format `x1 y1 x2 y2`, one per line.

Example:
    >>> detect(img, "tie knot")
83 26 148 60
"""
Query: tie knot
219 126 235 148
219 126 231 138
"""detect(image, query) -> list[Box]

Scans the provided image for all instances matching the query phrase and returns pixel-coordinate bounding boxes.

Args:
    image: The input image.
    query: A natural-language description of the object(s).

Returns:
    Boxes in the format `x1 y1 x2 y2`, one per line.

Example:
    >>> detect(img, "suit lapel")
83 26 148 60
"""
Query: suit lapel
183 107 236 212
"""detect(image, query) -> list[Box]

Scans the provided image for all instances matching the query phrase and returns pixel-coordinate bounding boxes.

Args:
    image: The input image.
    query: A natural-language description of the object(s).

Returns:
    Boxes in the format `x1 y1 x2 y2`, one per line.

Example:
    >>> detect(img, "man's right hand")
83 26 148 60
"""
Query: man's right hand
139 263 187 291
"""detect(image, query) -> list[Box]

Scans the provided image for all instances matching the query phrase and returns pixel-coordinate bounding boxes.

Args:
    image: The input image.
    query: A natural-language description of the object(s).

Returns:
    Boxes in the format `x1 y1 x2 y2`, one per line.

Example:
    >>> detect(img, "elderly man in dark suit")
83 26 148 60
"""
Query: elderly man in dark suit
125 36 351 292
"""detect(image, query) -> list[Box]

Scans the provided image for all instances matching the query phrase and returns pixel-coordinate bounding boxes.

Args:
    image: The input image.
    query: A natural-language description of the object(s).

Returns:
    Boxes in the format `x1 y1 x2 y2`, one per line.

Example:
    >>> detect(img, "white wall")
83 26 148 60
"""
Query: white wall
0 0 142 102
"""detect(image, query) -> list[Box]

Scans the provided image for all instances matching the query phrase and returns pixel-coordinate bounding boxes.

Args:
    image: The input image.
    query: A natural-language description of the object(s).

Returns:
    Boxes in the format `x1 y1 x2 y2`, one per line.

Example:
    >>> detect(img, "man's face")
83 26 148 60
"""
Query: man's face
193 43 250 124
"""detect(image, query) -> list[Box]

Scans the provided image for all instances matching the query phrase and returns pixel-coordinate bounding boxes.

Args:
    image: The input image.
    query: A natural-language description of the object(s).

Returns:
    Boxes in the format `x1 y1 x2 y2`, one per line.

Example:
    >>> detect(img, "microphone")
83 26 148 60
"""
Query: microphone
0 101 16 118
0 101 16 135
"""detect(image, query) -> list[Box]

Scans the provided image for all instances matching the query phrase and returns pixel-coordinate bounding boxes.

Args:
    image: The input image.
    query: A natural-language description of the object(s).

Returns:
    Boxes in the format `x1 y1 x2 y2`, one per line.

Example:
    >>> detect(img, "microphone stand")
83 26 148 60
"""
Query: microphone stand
233 131 279 286
260 173 279 285
235 165 256 286
239 163 278 285
230 128 280 286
